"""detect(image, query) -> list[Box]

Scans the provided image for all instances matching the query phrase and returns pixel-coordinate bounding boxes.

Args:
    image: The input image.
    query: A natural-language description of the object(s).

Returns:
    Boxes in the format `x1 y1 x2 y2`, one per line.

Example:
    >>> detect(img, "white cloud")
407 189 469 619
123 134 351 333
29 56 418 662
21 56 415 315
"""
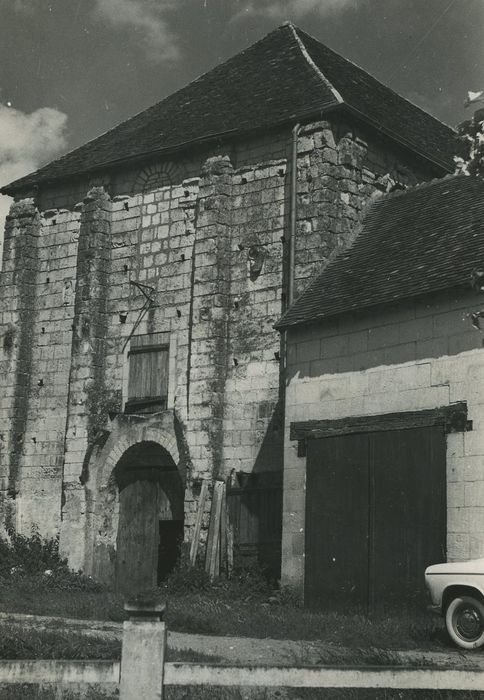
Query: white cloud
0 104 68 266
234 0 356 20
93 0 180 62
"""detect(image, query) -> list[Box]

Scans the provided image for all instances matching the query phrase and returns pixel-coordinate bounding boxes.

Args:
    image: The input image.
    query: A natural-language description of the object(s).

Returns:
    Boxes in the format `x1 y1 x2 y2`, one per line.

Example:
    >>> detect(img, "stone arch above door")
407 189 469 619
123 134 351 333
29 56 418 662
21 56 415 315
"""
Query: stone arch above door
112 440 184 594
83 412 183 584
113 440 184 520
93 414 180 492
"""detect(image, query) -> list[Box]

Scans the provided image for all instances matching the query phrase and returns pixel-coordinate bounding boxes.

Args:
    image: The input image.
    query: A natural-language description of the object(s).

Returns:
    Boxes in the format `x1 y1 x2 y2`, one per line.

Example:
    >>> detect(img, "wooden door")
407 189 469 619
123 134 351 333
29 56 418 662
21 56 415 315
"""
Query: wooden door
227 484 283 578
304 426 446 610
115 480 160 596
370 426 446 608
305 433 370 609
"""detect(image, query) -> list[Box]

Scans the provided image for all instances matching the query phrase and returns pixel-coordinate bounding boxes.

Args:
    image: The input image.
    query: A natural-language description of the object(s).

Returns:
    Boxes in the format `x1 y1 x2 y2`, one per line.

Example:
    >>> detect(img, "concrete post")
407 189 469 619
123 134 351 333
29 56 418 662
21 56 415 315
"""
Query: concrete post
119 602 167 700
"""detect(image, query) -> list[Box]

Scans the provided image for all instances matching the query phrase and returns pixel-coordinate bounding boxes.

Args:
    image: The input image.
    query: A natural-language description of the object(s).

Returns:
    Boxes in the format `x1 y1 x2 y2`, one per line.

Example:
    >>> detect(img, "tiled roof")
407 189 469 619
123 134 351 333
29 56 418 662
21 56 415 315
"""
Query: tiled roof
2 23 461 195
275 175 484 330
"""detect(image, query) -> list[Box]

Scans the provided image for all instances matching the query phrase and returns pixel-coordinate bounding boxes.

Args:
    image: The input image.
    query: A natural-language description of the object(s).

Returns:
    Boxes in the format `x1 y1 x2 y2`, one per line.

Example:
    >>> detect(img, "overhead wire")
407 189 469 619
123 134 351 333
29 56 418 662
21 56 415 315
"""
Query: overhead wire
386 0 458 83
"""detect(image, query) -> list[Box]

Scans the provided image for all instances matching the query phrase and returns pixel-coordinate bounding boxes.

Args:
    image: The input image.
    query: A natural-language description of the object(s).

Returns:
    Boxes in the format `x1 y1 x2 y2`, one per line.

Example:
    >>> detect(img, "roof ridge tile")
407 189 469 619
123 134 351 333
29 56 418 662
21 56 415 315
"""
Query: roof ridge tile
295 27 457 133
288 23 343 104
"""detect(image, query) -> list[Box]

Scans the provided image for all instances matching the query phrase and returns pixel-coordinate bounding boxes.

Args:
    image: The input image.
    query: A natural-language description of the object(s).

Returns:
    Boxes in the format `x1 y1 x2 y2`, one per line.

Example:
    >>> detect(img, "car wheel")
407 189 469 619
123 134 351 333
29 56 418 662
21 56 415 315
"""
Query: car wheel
445 595 484 650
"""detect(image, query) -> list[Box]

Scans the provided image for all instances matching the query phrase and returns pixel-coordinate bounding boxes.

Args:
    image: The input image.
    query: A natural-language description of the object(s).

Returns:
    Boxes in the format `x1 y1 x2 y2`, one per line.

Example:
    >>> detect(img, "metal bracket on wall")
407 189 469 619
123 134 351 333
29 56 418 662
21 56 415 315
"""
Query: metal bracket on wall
297 439 307 458
129 280 156 304
121 280 157 353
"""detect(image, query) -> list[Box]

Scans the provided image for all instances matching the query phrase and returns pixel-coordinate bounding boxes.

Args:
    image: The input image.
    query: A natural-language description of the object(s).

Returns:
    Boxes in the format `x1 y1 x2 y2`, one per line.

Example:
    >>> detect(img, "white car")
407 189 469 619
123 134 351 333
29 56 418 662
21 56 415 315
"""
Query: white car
425 558 484 650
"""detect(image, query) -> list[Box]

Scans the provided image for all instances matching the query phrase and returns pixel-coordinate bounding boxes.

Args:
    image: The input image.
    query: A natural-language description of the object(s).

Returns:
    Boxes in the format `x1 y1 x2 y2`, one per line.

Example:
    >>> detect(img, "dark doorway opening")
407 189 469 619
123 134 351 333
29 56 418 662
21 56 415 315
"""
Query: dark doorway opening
304 426 446 612
226 471 282 579
113 441 184 595
158 521 184 581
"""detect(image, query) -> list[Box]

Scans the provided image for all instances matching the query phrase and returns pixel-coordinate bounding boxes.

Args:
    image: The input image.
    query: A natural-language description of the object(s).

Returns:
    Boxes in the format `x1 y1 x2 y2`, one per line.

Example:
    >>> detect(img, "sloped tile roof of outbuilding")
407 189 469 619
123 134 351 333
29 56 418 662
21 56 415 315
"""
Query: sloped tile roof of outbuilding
2 23 462 195
275 175 484 330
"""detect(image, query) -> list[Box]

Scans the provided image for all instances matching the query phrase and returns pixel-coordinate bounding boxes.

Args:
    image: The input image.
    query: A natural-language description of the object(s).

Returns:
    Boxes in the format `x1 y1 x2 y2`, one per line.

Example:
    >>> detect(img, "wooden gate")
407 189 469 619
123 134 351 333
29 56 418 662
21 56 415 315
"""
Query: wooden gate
305 426 446 610
227 474 282 578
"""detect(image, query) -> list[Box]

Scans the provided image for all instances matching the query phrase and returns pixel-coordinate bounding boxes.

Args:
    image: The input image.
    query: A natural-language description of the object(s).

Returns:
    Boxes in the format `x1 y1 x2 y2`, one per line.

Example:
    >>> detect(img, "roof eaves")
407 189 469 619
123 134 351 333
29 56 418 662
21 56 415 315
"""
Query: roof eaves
0 126 241 196
2 97 453 197
340 102 456 173
0 103 342 197
275 280 471 332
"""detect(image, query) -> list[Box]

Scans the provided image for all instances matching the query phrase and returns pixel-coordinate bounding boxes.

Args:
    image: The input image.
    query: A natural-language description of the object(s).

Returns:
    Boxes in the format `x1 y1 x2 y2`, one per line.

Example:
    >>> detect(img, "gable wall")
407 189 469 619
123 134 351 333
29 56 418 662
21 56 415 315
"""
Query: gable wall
0 117 442 576
282 289 484 595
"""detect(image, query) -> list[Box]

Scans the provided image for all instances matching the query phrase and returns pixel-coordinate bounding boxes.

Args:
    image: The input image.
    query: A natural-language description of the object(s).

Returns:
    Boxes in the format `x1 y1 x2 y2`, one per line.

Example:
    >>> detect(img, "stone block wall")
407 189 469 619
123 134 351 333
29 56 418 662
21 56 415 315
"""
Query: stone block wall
293 119 430 295
0 201 80 537
0 115 442 575
282 288 484 593
222 158 287 478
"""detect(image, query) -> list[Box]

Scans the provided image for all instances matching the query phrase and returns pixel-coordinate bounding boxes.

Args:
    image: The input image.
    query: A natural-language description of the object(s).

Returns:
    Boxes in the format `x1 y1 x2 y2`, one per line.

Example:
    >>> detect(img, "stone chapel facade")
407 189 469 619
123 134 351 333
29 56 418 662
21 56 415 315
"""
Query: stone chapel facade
0 23 461 588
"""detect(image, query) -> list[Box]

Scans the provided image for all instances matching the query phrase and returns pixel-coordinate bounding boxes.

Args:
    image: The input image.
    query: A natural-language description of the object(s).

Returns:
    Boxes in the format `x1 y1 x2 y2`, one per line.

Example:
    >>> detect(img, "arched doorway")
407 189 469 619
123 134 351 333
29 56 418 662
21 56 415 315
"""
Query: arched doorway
113 441 184 595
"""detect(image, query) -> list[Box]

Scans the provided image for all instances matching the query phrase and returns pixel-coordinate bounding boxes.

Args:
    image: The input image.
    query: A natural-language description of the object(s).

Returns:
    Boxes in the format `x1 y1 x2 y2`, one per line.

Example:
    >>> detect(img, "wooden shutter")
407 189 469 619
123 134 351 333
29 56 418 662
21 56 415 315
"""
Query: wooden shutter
126 332 169 413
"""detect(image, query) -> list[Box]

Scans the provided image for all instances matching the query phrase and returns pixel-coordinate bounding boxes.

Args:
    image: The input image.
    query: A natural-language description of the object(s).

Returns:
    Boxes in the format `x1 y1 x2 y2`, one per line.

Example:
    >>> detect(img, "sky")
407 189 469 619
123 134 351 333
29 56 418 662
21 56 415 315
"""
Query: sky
0 0 483 235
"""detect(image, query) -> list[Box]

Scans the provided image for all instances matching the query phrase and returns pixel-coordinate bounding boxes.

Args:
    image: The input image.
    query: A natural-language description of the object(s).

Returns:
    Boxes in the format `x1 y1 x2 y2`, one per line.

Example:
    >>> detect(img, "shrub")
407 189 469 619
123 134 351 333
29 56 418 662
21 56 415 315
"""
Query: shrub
271 585 304 607
0 530 103 591
163 544 211 594
225 562 274 595
0 530 62 576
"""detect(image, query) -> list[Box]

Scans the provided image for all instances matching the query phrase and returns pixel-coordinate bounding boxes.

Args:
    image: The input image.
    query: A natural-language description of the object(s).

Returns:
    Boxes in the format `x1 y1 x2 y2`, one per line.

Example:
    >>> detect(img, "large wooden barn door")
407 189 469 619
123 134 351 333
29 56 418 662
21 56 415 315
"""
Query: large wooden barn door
115 481 160 595
370 426 446 608
305 434 370 608
305 426 446 610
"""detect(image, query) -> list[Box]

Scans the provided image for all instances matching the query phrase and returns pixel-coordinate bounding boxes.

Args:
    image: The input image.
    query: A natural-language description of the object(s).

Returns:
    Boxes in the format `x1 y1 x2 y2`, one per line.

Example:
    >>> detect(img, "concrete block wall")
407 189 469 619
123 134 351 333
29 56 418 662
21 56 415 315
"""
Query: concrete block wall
282 288 484 593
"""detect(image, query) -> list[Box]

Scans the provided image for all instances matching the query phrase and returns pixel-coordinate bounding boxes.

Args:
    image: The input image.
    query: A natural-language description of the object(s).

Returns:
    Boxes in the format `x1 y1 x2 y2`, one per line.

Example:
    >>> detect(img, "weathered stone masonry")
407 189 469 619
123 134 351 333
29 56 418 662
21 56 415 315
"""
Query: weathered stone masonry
1 201 41 530
61 188 114 564
0 116 443 579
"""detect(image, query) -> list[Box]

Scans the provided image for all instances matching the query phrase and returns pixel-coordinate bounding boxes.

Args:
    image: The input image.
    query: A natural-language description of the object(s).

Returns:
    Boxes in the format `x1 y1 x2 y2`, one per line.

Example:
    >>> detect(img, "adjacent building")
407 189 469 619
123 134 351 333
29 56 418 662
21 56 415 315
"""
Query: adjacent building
277 174 484 608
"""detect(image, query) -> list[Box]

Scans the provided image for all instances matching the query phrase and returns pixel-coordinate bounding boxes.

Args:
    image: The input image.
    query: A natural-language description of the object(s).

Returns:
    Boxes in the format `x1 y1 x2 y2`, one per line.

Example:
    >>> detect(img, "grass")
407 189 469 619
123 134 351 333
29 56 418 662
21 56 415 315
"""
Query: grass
0 536 451 652
0 575 450 653
0 622 121 660
0 537 473 698
0 619 222 663
0 575 125 622
165 592 448 651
